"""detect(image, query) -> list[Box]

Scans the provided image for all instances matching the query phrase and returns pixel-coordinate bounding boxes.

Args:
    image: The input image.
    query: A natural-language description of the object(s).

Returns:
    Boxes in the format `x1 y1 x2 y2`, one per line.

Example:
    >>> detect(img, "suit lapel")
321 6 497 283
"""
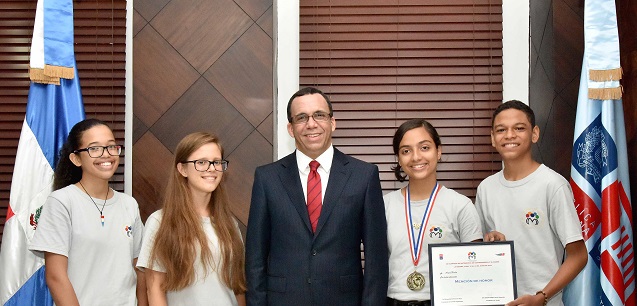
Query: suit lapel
314 149 350 237
278 153 313 233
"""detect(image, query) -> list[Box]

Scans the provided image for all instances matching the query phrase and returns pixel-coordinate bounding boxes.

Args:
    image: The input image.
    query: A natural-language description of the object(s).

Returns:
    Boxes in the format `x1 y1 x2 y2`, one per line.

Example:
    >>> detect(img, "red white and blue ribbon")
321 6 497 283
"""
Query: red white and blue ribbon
404 182 440 266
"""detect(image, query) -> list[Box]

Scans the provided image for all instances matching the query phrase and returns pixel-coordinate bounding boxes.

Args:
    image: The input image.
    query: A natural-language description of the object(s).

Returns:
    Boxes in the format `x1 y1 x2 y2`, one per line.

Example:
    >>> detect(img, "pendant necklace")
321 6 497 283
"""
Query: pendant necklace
404 182 440 291
79 181 108 227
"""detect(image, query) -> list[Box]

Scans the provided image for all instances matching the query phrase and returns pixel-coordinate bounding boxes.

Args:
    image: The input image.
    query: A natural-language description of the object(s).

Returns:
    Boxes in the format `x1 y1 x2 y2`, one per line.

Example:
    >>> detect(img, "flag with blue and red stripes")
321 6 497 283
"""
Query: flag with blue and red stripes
563 0 634 305
0 0 84 304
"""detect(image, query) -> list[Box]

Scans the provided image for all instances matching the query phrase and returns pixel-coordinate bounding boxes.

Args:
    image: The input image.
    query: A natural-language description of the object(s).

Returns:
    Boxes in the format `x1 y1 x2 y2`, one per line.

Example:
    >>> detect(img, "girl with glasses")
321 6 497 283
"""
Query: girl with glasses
137 132 246 306
29 118 147 306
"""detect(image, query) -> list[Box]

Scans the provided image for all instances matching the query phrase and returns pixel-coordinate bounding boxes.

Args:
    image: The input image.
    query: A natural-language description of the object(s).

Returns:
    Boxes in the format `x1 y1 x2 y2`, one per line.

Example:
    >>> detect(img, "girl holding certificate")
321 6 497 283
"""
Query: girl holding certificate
384 119 483 305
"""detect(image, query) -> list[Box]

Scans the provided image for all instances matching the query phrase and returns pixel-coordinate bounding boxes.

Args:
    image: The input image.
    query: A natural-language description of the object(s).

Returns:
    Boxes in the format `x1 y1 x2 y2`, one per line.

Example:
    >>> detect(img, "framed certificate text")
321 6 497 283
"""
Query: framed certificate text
428 241 517 306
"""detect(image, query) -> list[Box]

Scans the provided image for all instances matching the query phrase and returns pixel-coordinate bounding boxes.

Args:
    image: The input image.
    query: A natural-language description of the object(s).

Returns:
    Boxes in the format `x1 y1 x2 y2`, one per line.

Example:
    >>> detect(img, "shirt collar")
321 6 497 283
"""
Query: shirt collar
296 145 334 173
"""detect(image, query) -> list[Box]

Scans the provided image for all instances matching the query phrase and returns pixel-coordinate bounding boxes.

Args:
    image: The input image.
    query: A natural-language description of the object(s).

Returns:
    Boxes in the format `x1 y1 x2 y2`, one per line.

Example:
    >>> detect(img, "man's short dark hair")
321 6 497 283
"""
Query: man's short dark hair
491 100 536 128
287 87 333 122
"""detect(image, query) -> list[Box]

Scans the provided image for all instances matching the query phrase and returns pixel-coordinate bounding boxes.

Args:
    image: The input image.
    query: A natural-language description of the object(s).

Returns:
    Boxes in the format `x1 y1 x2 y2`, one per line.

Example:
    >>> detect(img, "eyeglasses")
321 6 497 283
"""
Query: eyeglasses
182 160 229 172
291 111 332 124
74 145 123 158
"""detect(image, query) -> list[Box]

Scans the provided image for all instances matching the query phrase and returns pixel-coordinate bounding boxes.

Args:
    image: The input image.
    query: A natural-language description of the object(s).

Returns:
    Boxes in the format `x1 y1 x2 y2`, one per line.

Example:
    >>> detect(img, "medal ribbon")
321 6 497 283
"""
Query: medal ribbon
404 182 440 266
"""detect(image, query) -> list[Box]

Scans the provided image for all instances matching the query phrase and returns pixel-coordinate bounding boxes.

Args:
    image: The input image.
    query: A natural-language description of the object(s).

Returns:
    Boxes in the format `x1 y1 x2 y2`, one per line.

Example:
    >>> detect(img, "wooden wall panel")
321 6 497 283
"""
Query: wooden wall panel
532 0 581 177
203 24 273 127
132 0 274 225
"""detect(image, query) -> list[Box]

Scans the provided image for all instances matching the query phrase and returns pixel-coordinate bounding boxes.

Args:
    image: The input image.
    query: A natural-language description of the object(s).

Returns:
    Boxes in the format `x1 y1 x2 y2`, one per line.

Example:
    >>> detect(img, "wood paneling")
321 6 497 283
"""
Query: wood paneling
257 113 274 144
149 0 253 73
257 5 273 39
132 9 147 37
133 0 170 22
132 132 173 219
234 0 272 21
300 1 503 197
224 131 273 223
132 0 274 225
132 26 200 127
203 24 273 127
149 78 254 155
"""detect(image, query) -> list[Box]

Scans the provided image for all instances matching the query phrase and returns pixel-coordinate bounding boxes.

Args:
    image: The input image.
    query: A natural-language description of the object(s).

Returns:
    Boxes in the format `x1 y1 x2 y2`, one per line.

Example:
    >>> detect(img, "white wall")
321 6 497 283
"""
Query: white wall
502 0 530 103
125 0 133 194
273 0 300 159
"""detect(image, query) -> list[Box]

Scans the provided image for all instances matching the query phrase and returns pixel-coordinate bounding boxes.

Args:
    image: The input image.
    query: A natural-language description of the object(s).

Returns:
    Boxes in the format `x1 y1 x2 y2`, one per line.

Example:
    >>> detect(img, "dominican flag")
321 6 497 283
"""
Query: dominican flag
0 0 84 304
563 0 634 305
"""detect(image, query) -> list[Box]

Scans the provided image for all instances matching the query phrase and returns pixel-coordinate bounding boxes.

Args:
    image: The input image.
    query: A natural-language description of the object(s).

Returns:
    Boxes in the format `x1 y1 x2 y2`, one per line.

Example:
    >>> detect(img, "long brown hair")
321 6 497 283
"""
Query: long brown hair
150 132 246 293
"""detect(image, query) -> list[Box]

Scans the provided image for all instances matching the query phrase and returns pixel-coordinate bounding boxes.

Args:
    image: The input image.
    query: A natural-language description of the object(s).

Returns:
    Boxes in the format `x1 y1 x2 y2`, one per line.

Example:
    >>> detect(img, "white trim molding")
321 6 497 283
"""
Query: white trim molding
125 0 133 194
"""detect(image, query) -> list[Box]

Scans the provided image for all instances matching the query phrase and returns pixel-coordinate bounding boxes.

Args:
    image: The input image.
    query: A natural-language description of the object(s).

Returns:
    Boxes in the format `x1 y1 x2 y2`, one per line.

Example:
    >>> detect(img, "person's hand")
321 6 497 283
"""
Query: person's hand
506 293 545 306
483 230 506 241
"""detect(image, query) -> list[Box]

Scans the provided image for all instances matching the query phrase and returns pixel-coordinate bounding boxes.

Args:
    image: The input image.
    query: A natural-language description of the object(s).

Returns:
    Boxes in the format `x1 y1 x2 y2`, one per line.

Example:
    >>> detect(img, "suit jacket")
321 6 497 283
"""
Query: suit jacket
245 148 388 306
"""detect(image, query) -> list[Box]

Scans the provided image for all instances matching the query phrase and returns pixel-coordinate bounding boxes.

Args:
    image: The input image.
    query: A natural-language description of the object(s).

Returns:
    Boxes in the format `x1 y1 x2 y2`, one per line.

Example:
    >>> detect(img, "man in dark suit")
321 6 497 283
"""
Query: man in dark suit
246 87 388 306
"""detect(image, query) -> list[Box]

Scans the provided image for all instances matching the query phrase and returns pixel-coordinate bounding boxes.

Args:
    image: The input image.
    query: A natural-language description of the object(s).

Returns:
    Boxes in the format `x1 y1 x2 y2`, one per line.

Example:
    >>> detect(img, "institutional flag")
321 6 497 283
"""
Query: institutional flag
0 0 84 304
563 0 634 305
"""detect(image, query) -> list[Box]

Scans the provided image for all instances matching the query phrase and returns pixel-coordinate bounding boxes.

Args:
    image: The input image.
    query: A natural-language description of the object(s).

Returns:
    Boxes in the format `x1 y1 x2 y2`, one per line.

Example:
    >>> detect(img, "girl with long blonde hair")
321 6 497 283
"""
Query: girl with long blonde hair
137 132 246 305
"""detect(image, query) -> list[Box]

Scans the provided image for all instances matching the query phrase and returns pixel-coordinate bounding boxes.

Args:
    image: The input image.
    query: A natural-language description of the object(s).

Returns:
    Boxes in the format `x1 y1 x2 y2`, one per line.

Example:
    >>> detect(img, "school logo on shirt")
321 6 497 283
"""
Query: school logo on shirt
124 225 133 237
525 211 540 225
429 226 443 239
467 251 477 260
29 205 43 230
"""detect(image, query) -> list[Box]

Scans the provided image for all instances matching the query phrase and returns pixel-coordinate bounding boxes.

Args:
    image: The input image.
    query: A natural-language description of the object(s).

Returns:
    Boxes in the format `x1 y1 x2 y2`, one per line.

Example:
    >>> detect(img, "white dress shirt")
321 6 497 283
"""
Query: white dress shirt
295 145 333 203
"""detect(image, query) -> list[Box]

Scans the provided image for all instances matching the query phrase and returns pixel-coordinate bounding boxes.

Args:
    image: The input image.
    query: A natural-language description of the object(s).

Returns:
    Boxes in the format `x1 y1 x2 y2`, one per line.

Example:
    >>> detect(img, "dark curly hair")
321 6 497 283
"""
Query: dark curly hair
53 118 111 190
391 119 441 182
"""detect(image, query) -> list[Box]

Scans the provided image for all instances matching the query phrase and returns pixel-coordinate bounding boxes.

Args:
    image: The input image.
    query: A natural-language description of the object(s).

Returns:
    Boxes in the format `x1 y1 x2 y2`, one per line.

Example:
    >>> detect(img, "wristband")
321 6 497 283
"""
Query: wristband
535 290 548 306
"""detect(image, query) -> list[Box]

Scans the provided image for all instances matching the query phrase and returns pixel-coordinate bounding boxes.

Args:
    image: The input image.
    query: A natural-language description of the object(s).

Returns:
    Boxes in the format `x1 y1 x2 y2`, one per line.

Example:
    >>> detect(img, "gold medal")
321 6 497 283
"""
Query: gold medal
407 271 426 291
403 184 440 292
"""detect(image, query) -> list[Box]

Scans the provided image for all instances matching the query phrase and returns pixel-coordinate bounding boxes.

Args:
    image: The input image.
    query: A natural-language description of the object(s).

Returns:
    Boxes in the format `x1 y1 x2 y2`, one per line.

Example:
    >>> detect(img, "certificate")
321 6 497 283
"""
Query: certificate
428 241 517 306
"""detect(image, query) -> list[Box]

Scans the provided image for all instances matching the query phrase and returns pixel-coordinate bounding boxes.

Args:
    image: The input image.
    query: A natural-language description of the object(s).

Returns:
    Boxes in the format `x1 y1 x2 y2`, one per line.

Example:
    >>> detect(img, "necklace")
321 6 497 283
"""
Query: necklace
79 181 108 227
